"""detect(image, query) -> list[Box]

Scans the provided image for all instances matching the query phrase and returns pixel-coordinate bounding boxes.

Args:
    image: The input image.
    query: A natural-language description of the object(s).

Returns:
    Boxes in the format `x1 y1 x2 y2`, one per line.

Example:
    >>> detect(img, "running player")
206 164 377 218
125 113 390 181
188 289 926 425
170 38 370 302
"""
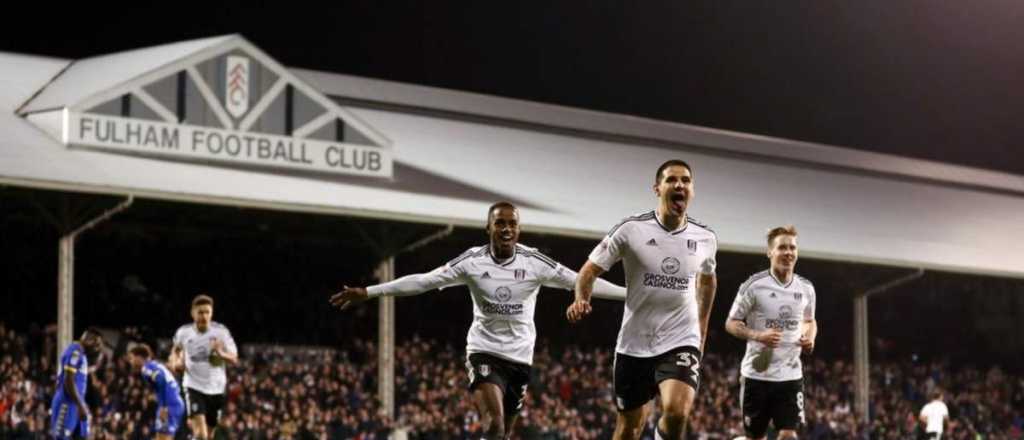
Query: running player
170 294 238 440
568 159 719 440
919 390 950 439
330 201 626 440
725 226 817 440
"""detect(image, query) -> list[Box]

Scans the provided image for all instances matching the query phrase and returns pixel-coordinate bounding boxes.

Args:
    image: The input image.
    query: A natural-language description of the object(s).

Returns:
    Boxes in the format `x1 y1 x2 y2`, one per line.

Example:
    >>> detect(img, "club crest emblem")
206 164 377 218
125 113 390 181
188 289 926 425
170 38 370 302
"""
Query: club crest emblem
779 305 794 320
661 257 681 274
496 286 513 302
225 56 250 118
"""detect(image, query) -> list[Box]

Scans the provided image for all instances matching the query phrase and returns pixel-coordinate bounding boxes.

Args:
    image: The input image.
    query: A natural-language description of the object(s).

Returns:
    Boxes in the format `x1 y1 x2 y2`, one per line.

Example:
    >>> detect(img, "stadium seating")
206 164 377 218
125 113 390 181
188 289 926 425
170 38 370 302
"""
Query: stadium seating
1 323 1021 439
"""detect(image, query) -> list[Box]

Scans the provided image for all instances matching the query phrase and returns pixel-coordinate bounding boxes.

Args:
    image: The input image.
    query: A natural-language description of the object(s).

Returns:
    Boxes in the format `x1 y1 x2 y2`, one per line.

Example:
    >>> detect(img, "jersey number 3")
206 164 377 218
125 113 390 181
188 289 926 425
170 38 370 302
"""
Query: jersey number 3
675 352 700 379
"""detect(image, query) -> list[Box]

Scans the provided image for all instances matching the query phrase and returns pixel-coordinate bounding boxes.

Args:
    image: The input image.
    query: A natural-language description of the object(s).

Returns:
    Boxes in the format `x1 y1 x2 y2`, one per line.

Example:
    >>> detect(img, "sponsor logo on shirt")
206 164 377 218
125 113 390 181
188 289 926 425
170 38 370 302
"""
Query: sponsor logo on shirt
642 257 689 290
186 338 213 363
480 300 524 315
642 273 689 291
765 304 800 331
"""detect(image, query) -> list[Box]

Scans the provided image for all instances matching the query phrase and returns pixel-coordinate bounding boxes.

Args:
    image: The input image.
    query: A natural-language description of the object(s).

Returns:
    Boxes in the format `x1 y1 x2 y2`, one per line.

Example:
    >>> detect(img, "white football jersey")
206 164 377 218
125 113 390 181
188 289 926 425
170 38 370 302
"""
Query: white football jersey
173 322 237 395
728 270 816 381
588 211 718 357
367 243 624 366
920 400 949 434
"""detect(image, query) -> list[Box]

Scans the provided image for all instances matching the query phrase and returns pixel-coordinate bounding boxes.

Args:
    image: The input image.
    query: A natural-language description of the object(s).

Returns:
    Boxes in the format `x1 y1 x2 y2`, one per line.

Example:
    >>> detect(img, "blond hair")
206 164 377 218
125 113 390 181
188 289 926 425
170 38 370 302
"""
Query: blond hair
767 225 798 246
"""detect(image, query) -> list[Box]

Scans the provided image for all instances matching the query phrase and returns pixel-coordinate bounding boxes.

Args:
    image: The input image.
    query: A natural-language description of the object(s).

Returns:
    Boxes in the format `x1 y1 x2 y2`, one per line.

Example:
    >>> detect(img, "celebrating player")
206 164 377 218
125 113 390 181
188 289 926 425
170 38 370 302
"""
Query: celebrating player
725 226 817 440
331 201 626 440
569 160 719 440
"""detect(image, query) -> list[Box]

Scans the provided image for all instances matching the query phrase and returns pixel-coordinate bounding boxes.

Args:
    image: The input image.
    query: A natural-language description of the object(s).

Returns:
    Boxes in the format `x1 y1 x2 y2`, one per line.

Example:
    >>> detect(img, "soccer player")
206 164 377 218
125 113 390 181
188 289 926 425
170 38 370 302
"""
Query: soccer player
330 201 626 440
919 390 950 439
725 226 817 440
568 159 718 440
50 327 104 440
170 294 238 440
128 343 186 440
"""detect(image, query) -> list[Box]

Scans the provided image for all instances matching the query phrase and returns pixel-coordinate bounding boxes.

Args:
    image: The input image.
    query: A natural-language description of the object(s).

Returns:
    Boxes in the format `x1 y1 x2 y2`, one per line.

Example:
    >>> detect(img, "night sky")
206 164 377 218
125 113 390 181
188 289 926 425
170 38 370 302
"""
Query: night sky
3 2 1022 175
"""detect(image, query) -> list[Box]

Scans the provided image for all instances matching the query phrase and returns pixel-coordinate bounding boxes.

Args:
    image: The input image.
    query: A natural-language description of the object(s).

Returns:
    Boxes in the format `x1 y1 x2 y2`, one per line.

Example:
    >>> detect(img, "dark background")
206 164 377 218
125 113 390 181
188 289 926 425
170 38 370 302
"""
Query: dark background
2 2 1023 370
2 1 1022 175
2 192 1022 370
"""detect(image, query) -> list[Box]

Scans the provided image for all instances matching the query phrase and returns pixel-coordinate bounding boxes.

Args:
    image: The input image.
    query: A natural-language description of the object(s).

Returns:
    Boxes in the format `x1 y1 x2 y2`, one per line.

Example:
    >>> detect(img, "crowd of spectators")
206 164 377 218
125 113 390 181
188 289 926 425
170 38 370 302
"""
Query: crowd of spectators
1 323 1021 439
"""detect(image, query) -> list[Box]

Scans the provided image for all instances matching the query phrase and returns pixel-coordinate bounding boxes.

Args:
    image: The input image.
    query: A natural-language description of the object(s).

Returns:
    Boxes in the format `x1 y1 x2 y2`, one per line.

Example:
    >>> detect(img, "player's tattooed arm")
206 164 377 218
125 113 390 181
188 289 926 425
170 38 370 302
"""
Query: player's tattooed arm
725 319 782 347
567 260 605 323
696 269 717 353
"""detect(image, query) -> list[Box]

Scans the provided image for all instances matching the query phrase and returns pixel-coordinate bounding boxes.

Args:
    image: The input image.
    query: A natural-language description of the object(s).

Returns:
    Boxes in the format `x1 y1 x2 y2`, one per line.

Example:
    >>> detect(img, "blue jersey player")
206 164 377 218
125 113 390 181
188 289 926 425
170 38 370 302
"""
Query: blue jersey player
128 343 186 440
50 328 103 439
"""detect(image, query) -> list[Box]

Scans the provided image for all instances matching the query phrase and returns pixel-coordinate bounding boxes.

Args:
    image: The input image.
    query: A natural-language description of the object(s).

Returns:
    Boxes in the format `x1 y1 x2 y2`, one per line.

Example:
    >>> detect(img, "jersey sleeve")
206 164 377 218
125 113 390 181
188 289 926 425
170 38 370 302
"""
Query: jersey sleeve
536 255 627 300
534 252 574 290
154 369 170 407
707 232 719 260
63 345 85 373
588 223 630 271
804 282 816 321
172 327 185 348
591 277 627 301
728 279 757 321
366 258 468 298
222 328 238 356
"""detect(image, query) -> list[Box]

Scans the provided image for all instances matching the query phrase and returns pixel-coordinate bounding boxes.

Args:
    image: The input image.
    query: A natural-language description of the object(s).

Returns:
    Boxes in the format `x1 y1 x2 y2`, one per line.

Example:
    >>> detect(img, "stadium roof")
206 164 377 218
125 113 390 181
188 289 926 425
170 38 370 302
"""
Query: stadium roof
2 35 1022 278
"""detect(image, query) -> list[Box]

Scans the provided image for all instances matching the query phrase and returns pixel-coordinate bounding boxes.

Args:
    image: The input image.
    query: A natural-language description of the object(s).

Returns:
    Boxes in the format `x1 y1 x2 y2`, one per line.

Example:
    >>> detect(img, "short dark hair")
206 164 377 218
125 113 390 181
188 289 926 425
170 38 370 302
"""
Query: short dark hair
655 160 693 184
486 202 518 225
82 327 103 340
192 294 214 309
128 343 153 359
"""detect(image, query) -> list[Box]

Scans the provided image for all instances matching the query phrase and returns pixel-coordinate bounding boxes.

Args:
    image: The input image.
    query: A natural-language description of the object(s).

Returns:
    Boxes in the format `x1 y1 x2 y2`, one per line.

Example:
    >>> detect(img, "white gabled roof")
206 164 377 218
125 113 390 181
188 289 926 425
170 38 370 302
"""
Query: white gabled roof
296 67 1024 197
0 53 68 109
20 35 234 114
2 38 1023 278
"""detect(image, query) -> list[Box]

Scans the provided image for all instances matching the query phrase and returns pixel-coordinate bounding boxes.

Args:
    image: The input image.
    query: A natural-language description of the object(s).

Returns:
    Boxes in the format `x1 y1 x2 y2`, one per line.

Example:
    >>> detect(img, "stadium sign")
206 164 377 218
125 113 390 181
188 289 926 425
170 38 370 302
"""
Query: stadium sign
57 38 393 178
64 111 387 176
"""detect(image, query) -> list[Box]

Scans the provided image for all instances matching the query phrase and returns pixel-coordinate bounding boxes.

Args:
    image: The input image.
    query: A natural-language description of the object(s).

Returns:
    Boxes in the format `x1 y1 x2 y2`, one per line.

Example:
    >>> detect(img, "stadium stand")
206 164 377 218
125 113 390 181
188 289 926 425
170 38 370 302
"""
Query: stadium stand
2 323 1021 439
